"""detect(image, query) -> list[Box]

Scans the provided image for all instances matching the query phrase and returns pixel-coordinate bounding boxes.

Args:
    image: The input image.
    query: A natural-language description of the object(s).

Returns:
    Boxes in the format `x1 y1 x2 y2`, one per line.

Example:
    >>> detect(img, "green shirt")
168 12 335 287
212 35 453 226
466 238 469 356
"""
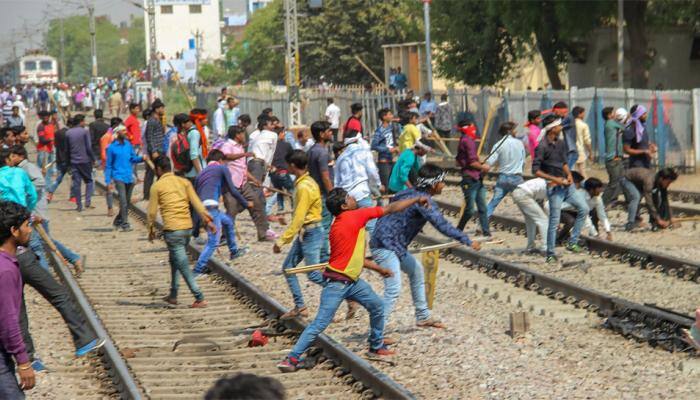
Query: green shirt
388 149 422 193
604 119 624 161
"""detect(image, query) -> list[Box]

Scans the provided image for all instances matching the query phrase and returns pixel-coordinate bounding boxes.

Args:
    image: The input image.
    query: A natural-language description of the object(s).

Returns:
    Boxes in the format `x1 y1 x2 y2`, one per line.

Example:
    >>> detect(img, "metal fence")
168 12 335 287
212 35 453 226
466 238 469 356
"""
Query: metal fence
196 86 699 172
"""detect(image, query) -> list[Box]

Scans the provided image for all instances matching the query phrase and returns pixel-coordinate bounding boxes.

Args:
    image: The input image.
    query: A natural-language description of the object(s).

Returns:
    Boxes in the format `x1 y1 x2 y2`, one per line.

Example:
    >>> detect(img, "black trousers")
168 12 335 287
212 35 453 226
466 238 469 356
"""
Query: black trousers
377 161 394 188
143 166 155 200
18 250 95 360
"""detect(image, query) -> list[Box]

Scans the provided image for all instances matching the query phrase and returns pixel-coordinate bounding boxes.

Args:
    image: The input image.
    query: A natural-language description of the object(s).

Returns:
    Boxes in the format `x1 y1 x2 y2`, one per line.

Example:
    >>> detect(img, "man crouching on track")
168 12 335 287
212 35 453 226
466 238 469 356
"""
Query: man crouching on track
277 188 429 372
147 155 216 308
371 164 481 331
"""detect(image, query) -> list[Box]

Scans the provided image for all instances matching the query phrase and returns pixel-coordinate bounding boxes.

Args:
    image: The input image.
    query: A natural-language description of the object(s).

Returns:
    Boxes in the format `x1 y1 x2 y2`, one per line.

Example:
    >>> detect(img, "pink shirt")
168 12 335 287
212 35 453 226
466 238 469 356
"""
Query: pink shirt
220 139 247 187
527 124 541 159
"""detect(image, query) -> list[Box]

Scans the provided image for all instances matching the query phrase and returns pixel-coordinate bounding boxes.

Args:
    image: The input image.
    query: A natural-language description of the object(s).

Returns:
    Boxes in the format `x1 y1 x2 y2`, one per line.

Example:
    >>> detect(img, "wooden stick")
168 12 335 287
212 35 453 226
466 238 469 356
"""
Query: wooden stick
263 186 293 198
425 119 453 157
167 60 195 109
477 104 499 156
672 216 700 223
409 241 461 254
284 262 328 275
33 221 70 267
354 55 386 87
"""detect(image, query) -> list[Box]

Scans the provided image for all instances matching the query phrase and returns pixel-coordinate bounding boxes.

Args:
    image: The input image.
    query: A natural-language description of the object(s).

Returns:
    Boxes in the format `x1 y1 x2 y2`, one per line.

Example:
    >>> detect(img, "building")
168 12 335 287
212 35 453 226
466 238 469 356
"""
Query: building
568 27 700 90
144 0 222 62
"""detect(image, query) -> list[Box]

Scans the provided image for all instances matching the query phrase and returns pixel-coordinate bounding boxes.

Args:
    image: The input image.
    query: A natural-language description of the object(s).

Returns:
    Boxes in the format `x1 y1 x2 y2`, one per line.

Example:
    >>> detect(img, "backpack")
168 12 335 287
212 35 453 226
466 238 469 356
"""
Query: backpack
171 132 193 173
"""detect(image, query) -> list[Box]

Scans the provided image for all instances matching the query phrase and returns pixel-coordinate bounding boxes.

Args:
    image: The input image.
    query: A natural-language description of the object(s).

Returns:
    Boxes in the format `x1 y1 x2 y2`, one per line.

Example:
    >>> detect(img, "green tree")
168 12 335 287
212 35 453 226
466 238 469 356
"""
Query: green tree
430 0 523 87
226 0 421 85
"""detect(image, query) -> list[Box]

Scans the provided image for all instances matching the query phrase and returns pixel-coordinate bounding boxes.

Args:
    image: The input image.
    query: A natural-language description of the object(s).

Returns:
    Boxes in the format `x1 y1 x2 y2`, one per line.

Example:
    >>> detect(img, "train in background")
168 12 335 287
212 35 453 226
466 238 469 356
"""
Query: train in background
0 54 58 85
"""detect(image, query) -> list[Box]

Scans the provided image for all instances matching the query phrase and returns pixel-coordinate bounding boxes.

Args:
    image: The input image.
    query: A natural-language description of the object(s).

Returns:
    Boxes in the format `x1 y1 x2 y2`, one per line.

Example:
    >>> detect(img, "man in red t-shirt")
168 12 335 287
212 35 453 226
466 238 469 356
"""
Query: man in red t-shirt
124 103 142 180
341 102 363 140
36 111 57 187
277 187 428 373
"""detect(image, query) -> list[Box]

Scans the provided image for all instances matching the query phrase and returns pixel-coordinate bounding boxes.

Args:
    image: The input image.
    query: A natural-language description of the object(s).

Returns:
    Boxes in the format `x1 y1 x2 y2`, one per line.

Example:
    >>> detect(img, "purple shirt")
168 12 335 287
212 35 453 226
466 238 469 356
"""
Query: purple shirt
0 251 28 364
66 126 94 164
194 162 247 207
456 133 480 180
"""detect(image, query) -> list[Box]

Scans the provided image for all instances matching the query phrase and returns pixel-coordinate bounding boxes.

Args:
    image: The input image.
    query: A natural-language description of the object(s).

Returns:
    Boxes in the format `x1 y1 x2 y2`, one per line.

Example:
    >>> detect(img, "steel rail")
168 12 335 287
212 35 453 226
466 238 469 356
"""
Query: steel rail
434 160 700 207
94 179 414 400
41 238 143 399
412 233 694 352
433 199 700 283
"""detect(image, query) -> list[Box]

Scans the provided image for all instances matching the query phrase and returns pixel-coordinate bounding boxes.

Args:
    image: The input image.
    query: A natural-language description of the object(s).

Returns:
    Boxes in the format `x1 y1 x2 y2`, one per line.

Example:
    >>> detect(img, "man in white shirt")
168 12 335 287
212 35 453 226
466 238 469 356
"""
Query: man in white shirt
324 98 341 142
247 115 278 195
511 178 548 254
562 177 612 240
212 99 226 140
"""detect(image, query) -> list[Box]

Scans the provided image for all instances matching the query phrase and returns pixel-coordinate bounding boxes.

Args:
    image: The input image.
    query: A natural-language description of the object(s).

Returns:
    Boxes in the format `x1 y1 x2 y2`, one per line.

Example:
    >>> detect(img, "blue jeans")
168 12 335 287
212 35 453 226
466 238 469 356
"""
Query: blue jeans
194 208 238 274
621 178 641 226
356 196 376 237
456 176 490 234
567 152 578 170
282 226 326 308
28 220 80 270
288 278 385 359
546 185 589 256
70 163 94 209
319 196 333 263
486 174 524 217
163 229 204 301
37 150 55 190
371 248 430 324
49 167 68 194
0 351 23 400
270 172 294 211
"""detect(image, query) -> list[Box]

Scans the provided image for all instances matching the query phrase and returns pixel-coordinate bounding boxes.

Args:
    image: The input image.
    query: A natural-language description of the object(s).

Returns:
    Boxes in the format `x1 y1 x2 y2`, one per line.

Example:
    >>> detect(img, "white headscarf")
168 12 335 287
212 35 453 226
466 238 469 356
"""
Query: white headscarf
614 108 628 124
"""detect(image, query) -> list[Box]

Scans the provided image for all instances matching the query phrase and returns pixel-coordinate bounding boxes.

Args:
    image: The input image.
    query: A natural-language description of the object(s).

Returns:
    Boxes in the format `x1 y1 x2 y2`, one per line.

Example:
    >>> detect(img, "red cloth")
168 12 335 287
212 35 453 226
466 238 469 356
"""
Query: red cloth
459 125 478 140
343 116 362 134
124 115 142 146
248 330 269 347
325 206 384 281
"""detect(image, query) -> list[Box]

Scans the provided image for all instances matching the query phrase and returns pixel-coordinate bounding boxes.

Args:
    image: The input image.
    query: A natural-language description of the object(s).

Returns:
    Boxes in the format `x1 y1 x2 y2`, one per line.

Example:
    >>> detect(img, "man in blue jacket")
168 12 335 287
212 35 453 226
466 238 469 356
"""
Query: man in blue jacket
105 124 143 232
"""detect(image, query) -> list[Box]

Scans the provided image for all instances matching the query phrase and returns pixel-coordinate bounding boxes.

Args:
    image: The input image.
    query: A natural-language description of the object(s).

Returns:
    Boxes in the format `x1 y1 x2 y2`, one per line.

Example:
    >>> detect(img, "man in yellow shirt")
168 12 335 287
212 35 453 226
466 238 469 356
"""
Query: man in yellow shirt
398 111 421 152
272 150 326 319
147 156 215 308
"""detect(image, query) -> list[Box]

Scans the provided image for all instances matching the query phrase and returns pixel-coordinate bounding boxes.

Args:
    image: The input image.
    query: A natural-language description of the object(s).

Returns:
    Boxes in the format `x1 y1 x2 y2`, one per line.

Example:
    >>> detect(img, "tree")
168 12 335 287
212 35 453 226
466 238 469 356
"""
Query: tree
226 0 421 85
44 15 146 82
429 0 524 87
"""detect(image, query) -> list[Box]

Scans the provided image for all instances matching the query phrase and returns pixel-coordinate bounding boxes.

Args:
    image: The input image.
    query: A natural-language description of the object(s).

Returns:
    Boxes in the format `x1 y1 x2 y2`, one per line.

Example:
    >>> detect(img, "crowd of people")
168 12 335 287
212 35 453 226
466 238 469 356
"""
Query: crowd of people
1 80 699 398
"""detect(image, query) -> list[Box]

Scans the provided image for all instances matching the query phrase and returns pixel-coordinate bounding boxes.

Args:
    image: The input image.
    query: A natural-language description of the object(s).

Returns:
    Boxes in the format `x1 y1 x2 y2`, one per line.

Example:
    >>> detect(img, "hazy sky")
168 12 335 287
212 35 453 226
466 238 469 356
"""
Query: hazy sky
0 0 140 63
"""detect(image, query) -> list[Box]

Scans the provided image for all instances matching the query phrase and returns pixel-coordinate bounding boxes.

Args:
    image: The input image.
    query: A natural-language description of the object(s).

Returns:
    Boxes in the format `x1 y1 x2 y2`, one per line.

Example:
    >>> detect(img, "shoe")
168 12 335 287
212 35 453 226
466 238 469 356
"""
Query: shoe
525 248 545 256
46 193 53 203
191 300 208 308
416 317 446 329
193 272 208 281
194 236 207 246
367 345 396 356
565 243 584 253
277 356 300 373
75 338 106 357
345 300 359 320
162 296 178 305
107 208 114 217
31 358 47 372
230 246 249 260
682 325 700 350
119 225 133 232
280 306 309 320
546 255 559 264
265 229 279 240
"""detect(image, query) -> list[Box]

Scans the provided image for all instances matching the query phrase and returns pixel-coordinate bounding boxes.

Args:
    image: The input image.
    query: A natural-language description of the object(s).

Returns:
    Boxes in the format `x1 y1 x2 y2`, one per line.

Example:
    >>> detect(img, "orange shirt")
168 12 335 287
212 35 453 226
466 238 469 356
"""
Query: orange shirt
100 130 115 165
326 206 384 281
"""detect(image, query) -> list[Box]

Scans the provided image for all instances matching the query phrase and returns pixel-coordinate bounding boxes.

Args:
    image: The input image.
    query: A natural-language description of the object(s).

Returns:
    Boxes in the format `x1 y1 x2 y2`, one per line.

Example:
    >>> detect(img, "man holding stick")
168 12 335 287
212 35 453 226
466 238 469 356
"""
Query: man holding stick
371 164 480 329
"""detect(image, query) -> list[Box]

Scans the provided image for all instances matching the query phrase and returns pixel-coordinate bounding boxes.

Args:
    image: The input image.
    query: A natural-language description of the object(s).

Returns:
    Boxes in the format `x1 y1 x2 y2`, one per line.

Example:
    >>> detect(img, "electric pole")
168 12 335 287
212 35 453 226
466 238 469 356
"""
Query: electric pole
617 0 624 88
284 0 301 126
423 0 433 94
60 13 66 81
147 0 158 82
88 0 98 77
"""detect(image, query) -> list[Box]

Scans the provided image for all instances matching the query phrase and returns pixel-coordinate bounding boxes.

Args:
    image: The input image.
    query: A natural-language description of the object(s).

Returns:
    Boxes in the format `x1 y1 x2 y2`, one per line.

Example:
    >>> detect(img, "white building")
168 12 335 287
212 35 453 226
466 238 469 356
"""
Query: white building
144 0 222 62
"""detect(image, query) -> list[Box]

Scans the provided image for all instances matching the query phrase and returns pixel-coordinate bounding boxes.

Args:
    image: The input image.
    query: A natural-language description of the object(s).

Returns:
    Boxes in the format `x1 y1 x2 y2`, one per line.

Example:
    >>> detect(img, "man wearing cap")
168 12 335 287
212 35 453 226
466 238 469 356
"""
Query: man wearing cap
105 123 144 231
143 99 166 200
533 114 589 263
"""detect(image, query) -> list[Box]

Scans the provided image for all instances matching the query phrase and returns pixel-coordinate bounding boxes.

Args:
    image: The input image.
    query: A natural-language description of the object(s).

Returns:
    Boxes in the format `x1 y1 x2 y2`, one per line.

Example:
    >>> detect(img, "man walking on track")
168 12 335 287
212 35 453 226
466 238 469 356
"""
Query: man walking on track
105 124 144 232
65 115 94 212
147 156 215 308
143 99 166 201
277 188 428 372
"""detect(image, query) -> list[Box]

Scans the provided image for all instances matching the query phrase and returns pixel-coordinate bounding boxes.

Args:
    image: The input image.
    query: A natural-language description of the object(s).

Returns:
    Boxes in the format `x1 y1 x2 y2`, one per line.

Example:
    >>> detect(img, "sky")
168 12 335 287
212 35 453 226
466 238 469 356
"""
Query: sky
0 0 140 64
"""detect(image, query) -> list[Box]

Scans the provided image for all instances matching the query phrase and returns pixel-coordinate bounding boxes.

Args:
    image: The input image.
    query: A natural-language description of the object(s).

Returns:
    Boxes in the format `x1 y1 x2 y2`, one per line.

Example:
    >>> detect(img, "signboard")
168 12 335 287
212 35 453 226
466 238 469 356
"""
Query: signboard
154 0 211 5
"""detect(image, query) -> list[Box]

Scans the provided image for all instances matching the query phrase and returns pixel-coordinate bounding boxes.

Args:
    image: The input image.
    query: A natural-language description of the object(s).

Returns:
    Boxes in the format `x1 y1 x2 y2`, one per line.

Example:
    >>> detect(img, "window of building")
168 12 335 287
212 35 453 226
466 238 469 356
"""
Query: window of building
189 5 202 14
161 5 173 14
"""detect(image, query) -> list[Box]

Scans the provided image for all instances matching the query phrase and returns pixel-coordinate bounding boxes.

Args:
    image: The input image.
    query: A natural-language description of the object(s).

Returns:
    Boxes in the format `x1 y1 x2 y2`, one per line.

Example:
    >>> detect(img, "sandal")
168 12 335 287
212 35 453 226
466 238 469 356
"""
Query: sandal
416 318 446 329
280 306 308 320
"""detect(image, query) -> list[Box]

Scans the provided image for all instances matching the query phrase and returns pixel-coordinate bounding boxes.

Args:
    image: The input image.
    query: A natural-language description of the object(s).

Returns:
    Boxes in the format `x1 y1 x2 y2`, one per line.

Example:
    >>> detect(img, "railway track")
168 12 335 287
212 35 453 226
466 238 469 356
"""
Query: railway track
35 174 413 399
435 161 700 215
419 198 697 352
